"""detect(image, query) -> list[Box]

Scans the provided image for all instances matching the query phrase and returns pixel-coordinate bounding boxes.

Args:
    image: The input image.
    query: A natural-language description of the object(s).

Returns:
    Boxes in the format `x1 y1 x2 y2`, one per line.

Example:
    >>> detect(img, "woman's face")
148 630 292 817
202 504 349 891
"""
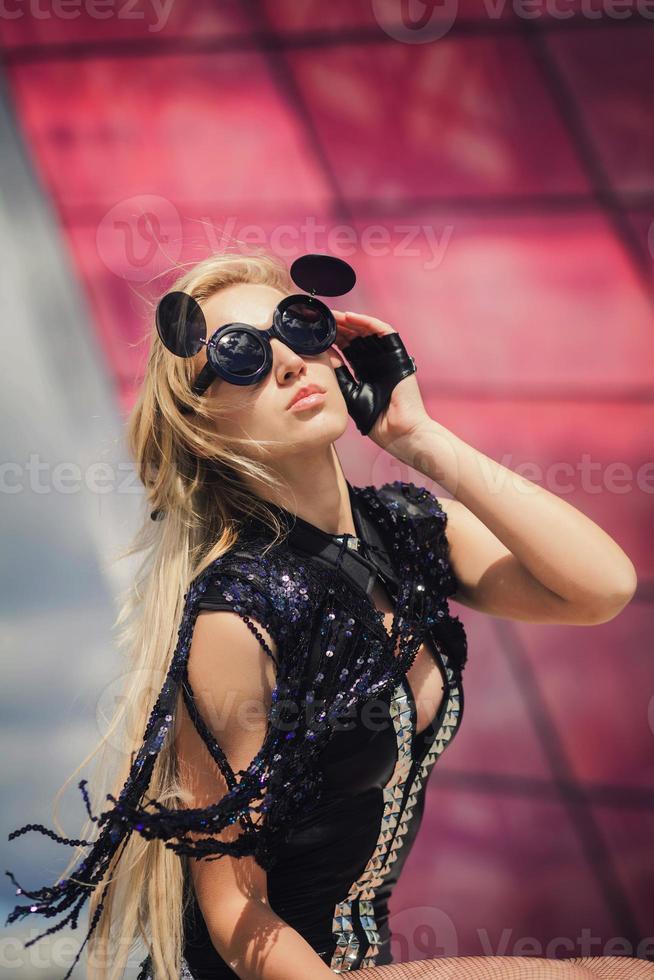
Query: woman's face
198 283 350 460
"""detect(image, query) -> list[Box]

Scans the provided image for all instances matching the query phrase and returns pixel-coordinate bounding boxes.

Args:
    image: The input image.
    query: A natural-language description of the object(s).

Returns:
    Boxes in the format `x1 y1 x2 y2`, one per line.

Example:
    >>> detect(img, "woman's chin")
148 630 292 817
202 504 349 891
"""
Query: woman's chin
282 411 349 446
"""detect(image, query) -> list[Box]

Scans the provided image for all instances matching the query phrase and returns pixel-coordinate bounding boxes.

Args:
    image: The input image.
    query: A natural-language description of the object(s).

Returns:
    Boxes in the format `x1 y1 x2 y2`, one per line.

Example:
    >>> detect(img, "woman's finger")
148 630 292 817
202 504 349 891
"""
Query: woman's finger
331 309 394 336
334 329 359 350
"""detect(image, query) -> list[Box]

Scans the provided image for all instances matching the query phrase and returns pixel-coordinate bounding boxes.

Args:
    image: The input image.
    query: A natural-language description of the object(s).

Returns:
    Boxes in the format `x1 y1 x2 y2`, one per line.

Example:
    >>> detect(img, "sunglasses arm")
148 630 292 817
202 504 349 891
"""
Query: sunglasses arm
190 360 217 397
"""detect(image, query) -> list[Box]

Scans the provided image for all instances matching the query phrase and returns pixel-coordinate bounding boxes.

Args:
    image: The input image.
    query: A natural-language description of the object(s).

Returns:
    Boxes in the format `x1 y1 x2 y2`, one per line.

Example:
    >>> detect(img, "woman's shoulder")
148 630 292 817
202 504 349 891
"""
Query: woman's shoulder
192 535 315 642
352 479 450 555
356 478 459 599
361 478 448 522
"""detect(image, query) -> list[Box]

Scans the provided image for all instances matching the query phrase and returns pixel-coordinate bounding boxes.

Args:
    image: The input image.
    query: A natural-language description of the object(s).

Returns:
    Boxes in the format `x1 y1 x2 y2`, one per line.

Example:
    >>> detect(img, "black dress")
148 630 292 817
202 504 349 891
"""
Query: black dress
5 480 468 980
180 480 468 977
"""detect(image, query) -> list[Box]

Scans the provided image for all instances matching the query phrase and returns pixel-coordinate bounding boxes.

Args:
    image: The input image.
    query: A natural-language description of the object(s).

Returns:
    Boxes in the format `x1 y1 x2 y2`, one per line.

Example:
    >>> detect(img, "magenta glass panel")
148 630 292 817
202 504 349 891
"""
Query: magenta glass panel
0 0 255 47
431 611 555 780
527 0 646 15
517 604 654 788
5 54 333 212
392 790 615 959
592 806 654 940
287 37 591 201
548 27 654 196
349 211 654 389
262 0 516 31
627 209 654 272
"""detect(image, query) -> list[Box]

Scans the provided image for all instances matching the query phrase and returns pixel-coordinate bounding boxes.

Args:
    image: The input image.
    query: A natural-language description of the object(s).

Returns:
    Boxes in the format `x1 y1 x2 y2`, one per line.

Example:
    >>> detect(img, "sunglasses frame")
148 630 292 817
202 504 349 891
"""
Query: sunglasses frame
189 292 337 395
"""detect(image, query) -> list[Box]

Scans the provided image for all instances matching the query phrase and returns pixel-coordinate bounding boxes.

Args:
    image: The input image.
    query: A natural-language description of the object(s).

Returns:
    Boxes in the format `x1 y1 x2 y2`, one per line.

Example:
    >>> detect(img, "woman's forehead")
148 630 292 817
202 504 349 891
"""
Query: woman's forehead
201 283 288 331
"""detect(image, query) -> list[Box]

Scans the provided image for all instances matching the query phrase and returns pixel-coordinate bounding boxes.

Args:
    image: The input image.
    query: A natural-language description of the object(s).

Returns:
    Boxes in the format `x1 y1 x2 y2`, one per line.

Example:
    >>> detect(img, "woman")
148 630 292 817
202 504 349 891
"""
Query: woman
6 252 645 980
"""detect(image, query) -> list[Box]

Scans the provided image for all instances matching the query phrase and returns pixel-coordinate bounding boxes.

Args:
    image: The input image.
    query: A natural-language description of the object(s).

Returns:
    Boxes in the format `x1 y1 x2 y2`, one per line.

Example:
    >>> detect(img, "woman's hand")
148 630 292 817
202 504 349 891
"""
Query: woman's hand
331 309 431 454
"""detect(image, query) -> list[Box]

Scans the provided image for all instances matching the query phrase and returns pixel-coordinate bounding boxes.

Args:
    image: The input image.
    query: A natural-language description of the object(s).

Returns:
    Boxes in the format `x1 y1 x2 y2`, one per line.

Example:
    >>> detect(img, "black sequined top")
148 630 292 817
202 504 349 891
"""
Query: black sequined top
5 480 468 979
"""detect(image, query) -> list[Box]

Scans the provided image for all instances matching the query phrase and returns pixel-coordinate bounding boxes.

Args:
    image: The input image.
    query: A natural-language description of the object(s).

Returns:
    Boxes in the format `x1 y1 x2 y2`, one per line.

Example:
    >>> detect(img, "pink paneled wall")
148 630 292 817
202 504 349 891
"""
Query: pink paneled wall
2 1 652 963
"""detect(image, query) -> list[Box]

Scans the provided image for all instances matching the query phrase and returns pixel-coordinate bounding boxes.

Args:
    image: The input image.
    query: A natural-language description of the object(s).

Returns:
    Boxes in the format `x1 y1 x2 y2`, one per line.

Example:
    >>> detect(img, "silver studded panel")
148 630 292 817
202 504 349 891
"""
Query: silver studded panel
328 657 462 973
328 681 413 973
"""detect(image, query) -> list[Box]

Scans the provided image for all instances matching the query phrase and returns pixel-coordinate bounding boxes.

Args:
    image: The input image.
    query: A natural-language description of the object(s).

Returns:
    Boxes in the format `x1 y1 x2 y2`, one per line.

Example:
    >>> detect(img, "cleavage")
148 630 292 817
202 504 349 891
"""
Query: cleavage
367 578 446 738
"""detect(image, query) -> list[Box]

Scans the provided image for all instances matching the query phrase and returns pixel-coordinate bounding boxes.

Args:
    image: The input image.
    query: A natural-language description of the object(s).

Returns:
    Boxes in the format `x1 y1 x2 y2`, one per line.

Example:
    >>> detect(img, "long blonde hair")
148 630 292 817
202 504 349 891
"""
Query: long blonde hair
54 250 300 979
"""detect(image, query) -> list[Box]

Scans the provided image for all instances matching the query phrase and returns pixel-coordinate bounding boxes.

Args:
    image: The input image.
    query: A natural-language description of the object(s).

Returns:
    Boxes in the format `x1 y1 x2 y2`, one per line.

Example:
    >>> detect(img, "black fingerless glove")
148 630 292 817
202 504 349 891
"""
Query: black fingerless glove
334 332 417 436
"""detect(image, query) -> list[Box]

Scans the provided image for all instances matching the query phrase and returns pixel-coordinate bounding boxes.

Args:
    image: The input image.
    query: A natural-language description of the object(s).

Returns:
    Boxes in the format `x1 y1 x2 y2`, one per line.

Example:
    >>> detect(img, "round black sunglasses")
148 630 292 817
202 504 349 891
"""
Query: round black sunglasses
155 253 356 397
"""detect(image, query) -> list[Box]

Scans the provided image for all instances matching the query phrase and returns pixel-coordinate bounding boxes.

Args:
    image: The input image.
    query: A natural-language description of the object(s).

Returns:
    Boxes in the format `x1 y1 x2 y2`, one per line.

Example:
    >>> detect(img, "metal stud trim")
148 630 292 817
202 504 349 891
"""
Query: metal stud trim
328 655 462 973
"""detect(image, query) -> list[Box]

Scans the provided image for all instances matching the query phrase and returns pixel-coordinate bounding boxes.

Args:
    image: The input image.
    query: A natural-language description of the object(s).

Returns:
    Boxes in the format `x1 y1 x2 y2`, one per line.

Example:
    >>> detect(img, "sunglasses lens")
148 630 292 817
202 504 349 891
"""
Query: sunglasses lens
156 291 206 357
212 328 267 380
279 301 333 351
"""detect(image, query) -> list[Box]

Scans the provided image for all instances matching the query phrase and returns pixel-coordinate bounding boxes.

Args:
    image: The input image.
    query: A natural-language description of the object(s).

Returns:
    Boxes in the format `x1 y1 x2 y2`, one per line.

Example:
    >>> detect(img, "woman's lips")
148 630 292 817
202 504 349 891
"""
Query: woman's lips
287 391 326 412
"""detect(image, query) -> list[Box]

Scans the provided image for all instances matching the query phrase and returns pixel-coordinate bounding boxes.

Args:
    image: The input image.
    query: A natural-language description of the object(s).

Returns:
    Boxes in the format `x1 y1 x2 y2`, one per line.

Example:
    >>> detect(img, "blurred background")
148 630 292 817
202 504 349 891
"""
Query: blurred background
1 1 653 977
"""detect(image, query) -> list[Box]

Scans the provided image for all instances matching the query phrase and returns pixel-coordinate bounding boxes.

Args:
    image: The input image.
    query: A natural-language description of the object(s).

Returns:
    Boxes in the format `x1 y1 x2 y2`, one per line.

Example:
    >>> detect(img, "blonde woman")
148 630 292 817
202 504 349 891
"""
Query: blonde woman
6 252 646 980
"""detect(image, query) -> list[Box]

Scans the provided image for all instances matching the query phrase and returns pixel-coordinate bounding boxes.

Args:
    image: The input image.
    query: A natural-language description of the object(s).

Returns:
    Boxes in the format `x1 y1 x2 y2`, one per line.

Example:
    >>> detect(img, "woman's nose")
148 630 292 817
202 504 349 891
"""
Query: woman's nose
271 339 305 371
